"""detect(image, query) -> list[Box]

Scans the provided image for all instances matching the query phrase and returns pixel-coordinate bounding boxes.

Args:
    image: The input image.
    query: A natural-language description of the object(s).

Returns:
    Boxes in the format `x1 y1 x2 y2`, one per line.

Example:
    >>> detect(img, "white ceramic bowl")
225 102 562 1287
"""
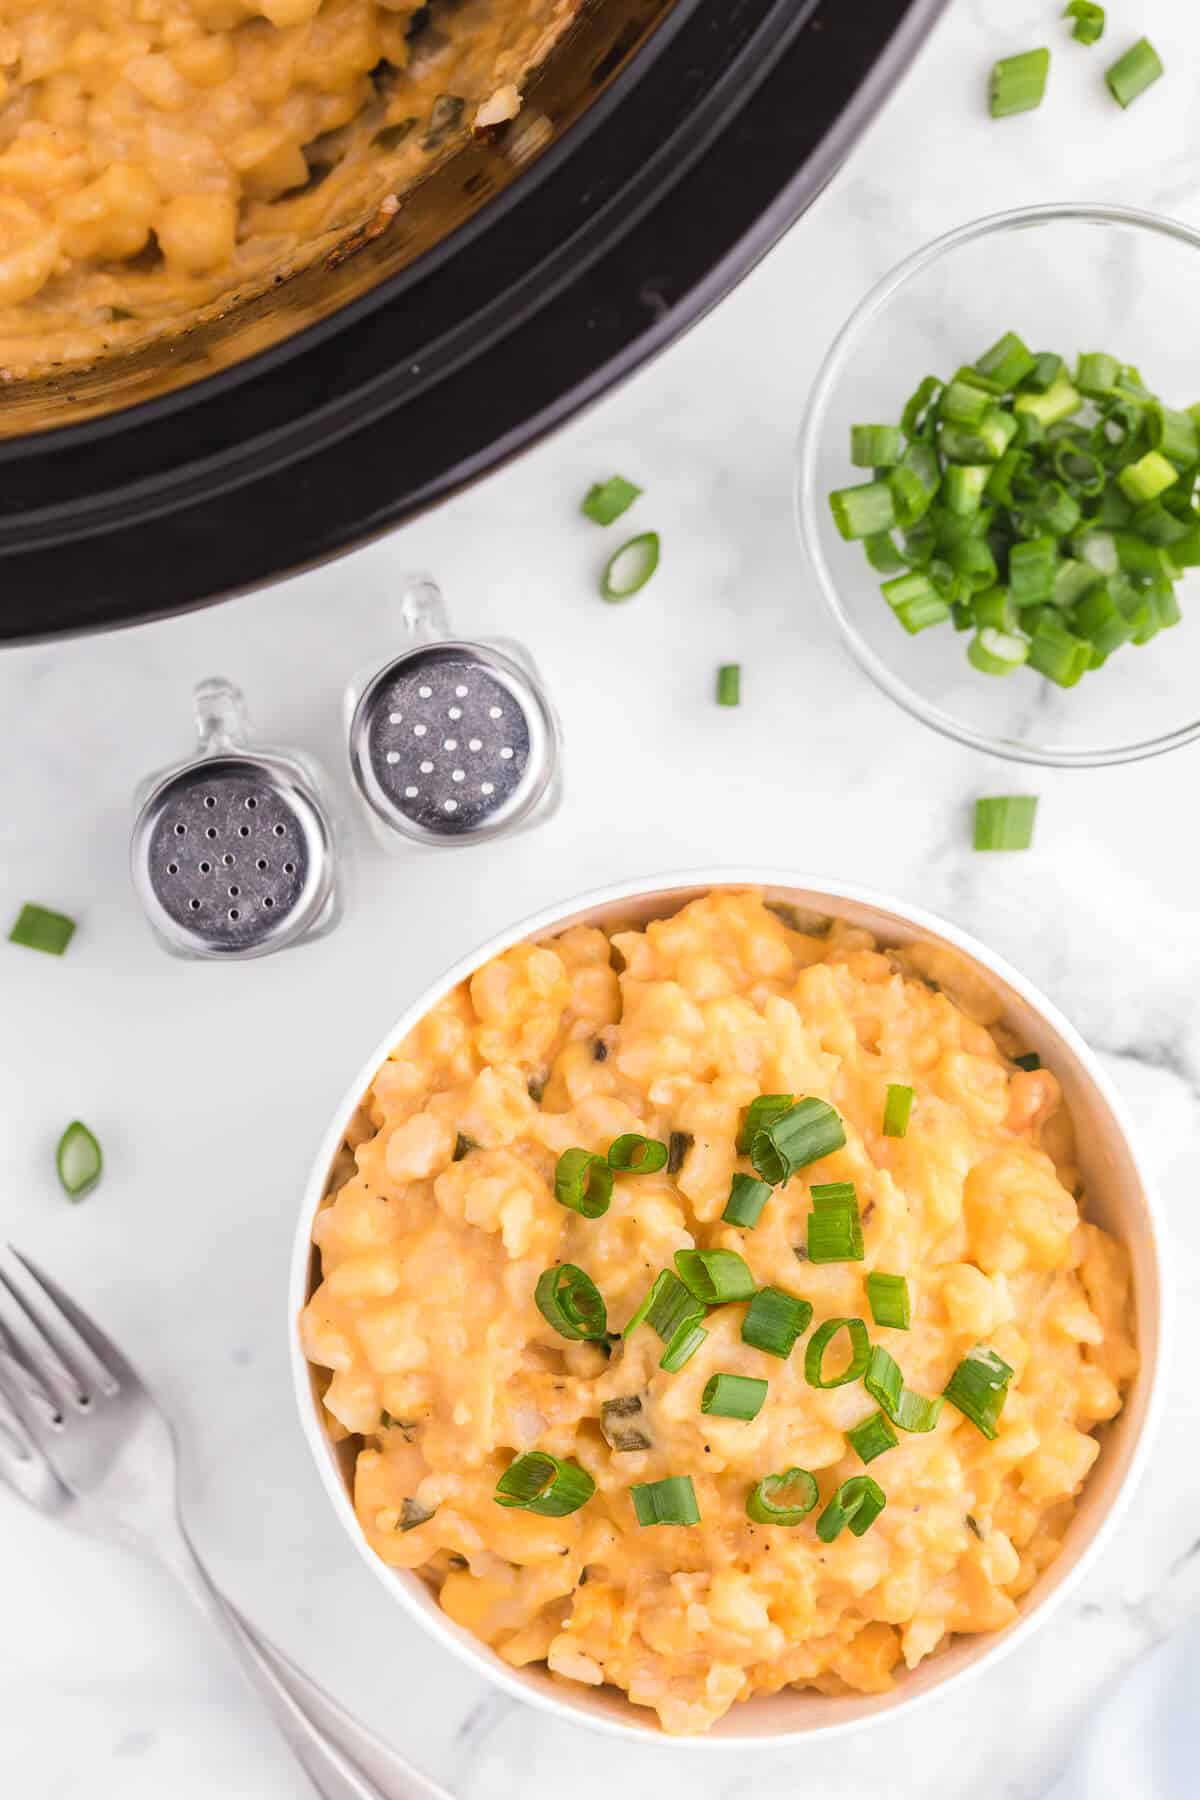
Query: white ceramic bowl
289 871 1166 1745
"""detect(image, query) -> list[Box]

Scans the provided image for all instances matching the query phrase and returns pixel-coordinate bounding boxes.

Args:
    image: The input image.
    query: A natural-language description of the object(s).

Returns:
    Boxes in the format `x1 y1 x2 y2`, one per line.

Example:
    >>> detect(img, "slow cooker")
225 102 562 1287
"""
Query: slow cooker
0 0 947 643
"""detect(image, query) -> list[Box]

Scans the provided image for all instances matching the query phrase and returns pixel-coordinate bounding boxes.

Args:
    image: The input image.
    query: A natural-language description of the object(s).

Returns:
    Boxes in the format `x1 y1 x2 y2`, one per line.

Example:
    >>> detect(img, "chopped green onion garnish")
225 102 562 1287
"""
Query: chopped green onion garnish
750 1097 846 1186
10 903 76 956
666 1130 692 1175
866 1272 911 1331
846 1410 898 1466
1014 1051 1042 1071
674 1248 756 1305
1106 37 1163 108
1117 449 1177 506
741 1287 813 1358
865 1345 944 1432
700 1373 768 1421
622 1269 669 1337
660 1320 709 1372
581 475 641 526
631 1475 699 1527
804 1316 870 1389
882 1084 914 1138
643 1270 705 1343
968 627 1029 676
495 1451 595 1516
56 1120 102 1200
806 1180 864 1264
534 1264 608 1341
746 1467 818 1525
716 664 741 707
851 424 905 468
816 1475 887 1542
829 481 897 541
975 332 1037 393
600 1395 651 1452
722 1173 773 1229
607 1133 668 1174
943 1345 1015 1439
601 531 659 601
736 1094 793 1155
1064 1 1104 45
554 1147 614 1217
1025 351 1064 392
974 795 1038 851
989 49 1050 119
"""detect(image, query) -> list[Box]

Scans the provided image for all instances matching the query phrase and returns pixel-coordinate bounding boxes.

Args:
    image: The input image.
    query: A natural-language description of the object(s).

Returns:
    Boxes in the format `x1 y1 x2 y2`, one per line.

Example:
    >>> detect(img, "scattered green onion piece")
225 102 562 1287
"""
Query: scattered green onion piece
1014 1052 1042 1071
804 1316 870 1389
751 1097 846 1186
968 628 1030 675
701 1373 768 1421
1148 405 1198 469
863 531 908 573
865 1345 944 1432
943 465 989 516
1053 442 1105 496
1117 450 1178 506
866 1272 911 1331
951 600 974 633
645 1270 705 1343
746 1467 819 1526
888 442 940 526
940 380 992 429
850 424 905 468
601 531 660 600
882 1084 914 1139
623 1270 671 1337
974 331 1037 392
1054 559 1102 609
660 1320 709 1372
716 664 741 708
666 1130 693 1175
1028 616 1091 686
581 475 641 526
736 1094 794 1155
722 1173 773 1229
607 1133 668 1174
495 1451 595 1516
674 1248 756 1305
1076 351 1122 397
943 1345 1015 1439
807 1180 865 1264
846 1410 899 1466
554 1148 614 1218
56 1121 102 1200
952 536 998 594
10 903 76 956
631 1475 700 1527
1009 536 1058 605
816 1475 887 1542
741 1287 813 1358
1025 351 1064 392
534 1264 608 1341
974 795 1038 851
829 481 897 542
893 593 951 635
901 376 944 439
599 1395 651 1452
1064 1 1104 45
1105 37 1163 108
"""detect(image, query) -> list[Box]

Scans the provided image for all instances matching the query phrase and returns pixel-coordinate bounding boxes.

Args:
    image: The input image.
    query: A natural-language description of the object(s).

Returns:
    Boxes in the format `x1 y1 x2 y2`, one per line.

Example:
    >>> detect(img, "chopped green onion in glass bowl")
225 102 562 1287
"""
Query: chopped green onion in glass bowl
796 204 1200 766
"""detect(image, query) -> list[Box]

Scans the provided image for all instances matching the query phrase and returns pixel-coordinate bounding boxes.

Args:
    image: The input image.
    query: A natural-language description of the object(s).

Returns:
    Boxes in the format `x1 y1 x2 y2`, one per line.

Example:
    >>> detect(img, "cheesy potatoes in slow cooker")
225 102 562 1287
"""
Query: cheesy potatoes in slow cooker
0 0 578 372
301 890 1136 1735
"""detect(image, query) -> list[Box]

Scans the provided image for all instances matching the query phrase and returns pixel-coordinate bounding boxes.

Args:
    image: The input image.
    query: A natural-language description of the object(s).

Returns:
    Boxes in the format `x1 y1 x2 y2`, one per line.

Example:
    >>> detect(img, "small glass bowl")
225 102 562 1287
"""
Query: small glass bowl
797 204 1200 767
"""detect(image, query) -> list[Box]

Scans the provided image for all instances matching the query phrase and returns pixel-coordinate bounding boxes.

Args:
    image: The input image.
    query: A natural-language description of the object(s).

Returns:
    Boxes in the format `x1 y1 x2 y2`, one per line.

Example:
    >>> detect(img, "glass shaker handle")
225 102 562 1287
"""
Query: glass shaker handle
192 676 250 756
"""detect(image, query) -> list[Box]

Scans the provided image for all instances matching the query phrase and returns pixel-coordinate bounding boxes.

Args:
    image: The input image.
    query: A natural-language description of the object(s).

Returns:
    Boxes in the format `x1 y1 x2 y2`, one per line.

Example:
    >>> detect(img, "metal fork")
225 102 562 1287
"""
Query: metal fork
0 1248 452 1800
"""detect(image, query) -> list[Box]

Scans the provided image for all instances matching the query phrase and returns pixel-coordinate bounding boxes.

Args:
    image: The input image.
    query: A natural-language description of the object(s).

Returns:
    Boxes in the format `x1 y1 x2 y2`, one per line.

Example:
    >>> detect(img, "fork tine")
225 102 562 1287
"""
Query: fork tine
2 1250 127 1400
0 1377 66 1510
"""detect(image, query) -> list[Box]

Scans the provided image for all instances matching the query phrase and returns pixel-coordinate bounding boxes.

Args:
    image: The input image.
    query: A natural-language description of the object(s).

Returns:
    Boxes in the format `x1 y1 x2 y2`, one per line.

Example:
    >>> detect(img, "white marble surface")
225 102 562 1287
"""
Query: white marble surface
4 3 1200 1795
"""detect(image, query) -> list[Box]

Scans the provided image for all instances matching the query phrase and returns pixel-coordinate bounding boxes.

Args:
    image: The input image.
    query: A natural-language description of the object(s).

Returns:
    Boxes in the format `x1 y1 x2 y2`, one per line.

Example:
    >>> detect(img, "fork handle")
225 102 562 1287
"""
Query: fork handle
157 1523 451 1800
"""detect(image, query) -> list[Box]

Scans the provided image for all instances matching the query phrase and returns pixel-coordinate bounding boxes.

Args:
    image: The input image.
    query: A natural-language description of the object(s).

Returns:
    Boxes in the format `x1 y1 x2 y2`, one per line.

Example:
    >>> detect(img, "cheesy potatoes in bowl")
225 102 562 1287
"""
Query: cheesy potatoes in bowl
291 876 1163 1741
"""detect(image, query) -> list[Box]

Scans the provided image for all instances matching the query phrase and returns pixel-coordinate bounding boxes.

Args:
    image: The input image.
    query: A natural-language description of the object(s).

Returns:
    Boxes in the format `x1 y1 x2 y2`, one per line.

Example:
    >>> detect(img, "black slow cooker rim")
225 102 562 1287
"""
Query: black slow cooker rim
0 0 950 642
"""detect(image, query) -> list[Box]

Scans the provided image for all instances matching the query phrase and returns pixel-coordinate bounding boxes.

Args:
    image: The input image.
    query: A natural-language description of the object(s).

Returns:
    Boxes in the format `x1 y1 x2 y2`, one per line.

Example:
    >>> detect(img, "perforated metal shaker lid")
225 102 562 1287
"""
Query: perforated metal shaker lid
348 580 560 846
131 679 339 960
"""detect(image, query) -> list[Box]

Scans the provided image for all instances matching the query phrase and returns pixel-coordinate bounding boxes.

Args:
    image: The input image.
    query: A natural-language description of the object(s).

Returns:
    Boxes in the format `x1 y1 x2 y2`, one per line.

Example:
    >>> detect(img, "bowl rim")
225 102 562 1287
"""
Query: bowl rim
288 866 1169 1746
795 200 1200 769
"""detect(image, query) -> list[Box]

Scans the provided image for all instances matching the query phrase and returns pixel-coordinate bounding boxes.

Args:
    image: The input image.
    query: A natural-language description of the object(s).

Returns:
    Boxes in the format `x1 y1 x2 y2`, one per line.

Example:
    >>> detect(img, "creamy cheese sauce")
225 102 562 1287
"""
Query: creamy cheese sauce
301 891 1136 1735
0 0 578 373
